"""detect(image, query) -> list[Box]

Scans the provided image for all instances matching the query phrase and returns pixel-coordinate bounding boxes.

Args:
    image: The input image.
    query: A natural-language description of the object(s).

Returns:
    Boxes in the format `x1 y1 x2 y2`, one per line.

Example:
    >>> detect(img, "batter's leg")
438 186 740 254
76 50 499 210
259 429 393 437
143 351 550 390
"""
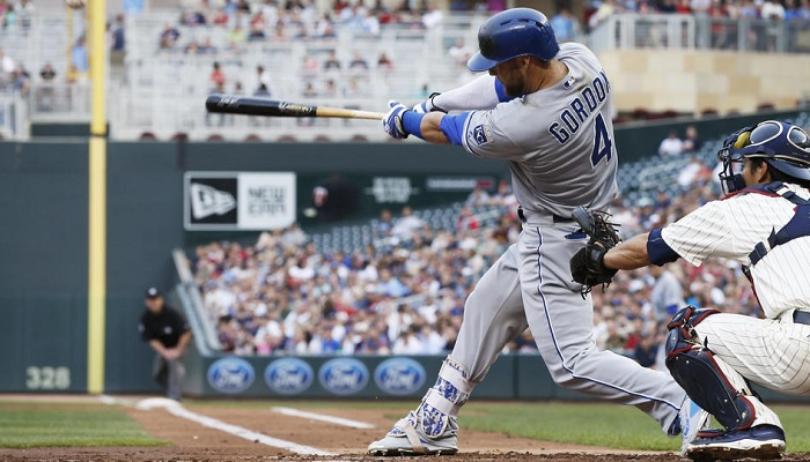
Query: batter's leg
518 221 687 434
368 244 528 455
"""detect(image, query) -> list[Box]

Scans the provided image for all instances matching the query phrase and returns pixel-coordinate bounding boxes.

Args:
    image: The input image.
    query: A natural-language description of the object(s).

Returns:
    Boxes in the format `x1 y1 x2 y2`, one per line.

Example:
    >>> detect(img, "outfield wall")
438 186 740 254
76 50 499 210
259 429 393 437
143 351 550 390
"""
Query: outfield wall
0 110 808 397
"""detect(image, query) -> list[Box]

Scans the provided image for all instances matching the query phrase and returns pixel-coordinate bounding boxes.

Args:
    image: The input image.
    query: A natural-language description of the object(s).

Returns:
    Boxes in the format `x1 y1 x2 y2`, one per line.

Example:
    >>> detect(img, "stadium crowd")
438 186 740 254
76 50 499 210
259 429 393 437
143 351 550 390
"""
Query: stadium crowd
192 155 761 369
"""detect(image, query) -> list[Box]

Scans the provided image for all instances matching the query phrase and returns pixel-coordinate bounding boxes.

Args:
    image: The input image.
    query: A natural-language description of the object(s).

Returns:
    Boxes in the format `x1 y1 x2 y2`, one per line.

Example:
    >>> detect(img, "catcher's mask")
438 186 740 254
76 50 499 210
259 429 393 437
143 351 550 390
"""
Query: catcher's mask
718 120 810 193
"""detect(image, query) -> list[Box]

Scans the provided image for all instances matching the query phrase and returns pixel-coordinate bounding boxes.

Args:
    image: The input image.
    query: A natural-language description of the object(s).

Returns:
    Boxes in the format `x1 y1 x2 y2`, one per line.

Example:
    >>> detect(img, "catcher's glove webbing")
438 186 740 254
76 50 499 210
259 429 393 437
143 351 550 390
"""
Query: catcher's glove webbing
569 207 621 298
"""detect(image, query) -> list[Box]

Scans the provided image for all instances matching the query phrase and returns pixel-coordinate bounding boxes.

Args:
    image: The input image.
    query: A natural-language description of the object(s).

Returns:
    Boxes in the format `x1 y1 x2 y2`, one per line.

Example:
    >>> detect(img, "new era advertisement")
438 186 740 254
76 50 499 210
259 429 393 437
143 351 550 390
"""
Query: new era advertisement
184 172 296 231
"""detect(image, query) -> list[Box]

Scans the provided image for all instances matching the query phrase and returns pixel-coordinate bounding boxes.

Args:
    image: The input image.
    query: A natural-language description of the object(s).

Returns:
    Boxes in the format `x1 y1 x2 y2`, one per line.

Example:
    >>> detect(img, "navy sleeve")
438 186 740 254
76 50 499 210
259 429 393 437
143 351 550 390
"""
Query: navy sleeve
439 112 471 146
647 228 680 266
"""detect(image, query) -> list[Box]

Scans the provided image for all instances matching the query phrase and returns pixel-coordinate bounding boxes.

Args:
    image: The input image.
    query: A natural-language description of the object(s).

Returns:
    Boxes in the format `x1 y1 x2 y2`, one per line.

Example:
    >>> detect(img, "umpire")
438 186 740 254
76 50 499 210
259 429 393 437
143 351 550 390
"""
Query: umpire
138 287 191 401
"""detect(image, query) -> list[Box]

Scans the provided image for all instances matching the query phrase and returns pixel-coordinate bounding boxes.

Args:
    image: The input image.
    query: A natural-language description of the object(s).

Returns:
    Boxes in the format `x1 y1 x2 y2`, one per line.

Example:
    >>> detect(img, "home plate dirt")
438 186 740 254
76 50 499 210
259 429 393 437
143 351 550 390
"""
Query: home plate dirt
2 401 810 462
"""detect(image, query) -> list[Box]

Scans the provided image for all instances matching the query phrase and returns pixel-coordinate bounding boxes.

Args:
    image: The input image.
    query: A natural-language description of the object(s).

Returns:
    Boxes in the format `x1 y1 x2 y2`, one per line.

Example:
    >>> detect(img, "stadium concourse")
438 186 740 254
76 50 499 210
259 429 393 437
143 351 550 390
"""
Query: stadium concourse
189 117 808 365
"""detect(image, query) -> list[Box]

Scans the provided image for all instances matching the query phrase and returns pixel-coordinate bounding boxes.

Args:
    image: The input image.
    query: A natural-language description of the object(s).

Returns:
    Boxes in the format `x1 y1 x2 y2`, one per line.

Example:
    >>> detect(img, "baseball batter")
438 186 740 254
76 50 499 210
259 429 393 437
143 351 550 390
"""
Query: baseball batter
573 120 810 460
368 8 702 456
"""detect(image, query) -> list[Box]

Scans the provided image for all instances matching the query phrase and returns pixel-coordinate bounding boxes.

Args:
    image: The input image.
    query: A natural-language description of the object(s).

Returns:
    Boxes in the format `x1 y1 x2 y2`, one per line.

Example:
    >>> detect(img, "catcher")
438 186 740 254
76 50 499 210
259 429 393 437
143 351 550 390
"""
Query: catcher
570 120 810 461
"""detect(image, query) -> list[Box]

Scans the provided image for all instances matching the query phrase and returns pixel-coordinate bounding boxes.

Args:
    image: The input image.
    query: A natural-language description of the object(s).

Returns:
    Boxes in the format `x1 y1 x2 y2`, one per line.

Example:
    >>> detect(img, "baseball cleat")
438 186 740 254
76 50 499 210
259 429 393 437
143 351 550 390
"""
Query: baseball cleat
367 411 459 456
685 424 786 461
676 397 711 455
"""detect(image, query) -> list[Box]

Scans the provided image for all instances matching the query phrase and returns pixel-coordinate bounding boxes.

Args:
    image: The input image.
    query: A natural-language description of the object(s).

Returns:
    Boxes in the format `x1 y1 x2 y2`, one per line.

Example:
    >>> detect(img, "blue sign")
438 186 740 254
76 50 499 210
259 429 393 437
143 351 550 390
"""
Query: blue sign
264 358 314 395
374 357 427 396
318 358 369 396
207 357 255 394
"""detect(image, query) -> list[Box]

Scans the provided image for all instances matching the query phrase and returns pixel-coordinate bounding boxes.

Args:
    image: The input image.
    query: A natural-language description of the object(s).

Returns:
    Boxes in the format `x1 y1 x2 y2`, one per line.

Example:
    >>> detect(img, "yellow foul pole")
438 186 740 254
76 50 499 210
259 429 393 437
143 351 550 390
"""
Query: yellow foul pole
86 0 107 394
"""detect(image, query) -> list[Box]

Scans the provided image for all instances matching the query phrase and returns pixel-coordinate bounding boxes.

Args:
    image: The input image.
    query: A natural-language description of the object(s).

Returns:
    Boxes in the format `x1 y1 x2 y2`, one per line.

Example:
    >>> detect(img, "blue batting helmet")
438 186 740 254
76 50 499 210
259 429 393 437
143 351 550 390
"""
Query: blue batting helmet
467 8 560 73
718 120 810 192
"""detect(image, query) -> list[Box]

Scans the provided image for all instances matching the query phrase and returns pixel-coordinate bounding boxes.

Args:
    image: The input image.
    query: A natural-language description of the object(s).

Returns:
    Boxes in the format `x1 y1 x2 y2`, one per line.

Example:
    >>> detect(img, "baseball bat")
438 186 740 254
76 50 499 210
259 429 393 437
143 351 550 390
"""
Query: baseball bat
205 95 385 120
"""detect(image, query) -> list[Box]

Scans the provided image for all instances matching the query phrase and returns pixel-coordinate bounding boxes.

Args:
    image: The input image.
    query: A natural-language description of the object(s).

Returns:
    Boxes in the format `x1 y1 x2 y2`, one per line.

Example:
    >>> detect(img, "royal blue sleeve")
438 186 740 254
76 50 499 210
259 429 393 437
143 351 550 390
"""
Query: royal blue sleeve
647 228 680 266
494 79 516 103
439 112 471 146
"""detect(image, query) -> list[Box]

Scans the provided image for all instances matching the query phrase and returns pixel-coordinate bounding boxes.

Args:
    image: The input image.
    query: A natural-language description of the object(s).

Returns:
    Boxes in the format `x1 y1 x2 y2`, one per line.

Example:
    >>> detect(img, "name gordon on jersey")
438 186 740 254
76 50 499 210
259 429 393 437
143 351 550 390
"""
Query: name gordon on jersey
548 71 611 145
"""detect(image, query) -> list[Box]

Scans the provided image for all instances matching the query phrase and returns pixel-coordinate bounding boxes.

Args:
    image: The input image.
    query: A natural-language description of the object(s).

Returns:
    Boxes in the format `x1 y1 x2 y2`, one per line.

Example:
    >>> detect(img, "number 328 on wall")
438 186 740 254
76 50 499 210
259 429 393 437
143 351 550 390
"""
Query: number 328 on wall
26 366 71 390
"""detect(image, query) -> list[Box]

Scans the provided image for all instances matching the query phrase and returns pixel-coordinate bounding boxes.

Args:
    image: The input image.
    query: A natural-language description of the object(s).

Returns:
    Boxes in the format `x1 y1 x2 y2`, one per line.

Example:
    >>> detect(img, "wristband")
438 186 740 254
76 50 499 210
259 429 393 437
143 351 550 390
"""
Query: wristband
402 111 425 139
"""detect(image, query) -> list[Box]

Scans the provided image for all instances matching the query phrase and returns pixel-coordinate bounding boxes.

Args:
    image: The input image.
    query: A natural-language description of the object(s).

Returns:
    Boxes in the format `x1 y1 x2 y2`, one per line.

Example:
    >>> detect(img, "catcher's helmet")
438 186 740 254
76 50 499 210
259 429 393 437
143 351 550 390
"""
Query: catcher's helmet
467 8 559 73
718 120 810 193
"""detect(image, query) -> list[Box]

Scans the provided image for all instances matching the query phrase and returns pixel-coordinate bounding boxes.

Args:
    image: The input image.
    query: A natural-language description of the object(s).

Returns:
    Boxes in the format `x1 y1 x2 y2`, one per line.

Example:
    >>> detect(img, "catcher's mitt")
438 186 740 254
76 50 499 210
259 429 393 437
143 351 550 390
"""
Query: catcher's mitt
569 207 621 298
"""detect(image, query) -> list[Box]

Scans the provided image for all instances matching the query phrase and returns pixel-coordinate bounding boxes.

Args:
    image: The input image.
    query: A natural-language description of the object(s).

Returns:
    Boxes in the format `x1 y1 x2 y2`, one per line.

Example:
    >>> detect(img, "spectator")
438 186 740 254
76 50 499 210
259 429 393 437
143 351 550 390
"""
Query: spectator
323 50 341 70
349 51 369 70
447 38 471 66
110 14 125 53
0 49 14 75
210 62 226 92
39 63 56 81
649 265 685 319
255 65 272 96
422 3 443 28
72 36 89 74
391 206 425 239
658 130 684 156
634 333 659 367
159 22 180 49
138 287 191 401
550 8 579 42
377 52 394 70
682 125 702 152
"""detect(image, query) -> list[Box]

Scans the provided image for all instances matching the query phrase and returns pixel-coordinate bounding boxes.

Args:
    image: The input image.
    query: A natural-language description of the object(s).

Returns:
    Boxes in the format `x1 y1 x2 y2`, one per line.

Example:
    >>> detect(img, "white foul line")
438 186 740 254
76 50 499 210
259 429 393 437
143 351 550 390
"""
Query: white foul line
127 397 334 456
272 406 376 430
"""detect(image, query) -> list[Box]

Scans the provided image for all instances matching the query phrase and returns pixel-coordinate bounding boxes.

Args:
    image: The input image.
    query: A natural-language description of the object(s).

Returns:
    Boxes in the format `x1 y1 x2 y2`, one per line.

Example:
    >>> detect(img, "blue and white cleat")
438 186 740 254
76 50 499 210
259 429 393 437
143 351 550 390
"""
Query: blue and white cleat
677 398 711 456
686 424 786 461
367 410 459 456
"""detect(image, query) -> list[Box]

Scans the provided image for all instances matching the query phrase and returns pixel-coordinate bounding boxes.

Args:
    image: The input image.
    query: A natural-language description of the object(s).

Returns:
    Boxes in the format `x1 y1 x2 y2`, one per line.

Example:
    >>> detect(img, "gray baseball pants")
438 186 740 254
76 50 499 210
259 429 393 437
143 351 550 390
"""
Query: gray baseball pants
449 212 686 432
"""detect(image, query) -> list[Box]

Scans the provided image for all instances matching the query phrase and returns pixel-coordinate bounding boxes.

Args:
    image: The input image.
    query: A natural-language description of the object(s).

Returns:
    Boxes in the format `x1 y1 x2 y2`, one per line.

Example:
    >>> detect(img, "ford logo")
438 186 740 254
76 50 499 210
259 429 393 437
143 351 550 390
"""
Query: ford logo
374 358 427 396
207 357 255 394
264 358 314 395
318 358 369 396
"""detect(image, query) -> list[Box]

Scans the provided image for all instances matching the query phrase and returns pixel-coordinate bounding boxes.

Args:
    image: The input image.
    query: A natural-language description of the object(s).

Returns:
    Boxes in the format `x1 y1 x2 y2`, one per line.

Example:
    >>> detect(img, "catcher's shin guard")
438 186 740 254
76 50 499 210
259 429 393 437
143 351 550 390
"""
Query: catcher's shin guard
665 306 782 432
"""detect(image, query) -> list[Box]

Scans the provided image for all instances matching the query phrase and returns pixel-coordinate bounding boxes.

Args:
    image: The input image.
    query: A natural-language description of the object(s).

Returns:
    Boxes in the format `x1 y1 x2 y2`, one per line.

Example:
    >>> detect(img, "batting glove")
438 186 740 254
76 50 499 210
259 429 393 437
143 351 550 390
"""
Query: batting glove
412 92 446 114
383 100 409 140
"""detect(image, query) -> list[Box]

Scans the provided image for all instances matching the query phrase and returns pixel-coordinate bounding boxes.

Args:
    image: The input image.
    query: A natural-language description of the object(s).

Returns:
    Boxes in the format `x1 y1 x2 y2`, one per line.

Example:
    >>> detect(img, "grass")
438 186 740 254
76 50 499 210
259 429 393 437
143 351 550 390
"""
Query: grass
455 402 810 453
0 402 166 448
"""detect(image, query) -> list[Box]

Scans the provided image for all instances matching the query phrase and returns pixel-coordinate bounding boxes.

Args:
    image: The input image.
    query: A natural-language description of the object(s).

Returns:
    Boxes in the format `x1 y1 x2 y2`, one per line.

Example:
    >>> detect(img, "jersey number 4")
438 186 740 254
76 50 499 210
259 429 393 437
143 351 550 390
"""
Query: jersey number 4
591 113 613 167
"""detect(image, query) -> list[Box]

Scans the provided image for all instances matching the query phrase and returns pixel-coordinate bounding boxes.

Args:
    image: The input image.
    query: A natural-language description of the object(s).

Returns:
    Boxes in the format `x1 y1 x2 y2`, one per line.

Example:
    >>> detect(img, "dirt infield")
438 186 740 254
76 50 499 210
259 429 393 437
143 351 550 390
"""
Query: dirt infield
2 399 810 462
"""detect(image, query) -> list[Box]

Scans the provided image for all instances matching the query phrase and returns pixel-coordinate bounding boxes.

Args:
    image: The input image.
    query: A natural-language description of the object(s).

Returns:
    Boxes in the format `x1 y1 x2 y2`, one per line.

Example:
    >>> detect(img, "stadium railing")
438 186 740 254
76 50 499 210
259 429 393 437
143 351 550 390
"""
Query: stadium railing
589 14 810 54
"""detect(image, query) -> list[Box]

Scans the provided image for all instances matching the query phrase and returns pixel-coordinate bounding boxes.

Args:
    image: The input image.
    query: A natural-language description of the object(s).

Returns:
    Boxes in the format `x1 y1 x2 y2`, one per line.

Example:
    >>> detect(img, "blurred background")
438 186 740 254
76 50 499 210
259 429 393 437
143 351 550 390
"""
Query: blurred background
0 0 809 400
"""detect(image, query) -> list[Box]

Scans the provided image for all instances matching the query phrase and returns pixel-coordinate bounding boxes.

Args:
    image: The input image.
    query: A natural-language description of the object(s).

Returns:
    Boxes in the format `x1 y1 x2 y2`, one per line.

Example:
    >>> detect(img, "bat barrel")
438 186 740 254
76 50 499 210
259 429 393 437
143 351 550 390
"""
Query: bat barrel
205 95 317 117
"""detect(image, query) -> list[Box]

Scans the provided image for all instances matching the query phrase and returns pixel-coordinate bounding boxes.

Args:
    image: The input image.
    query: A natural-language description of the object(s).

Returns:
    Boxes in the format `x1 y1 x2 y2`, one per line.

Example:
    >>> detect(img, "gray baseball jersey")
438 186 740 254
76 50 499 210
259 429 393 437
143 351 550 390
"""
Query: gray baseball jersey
459 43 619 217
425 42 686 437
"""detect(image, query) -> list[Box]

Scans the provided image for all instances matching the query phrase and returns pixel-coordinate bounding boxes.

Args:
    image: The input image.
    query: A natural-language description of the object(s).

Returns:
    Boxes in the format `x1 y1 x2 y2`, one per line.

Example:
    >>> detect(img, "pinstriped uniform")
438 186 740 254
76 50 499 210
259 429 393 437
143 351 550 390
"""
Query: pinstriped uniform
661 184 810 395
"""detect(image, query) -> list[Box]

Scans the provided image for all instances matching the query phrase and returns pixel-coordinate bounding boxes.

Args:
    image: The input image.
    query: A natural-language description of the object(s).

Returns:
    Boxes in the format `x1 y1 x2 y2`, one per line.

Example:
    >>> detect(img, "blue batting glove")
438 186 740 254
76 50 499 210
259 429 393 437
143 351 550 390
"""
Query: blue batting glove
383 100 409 140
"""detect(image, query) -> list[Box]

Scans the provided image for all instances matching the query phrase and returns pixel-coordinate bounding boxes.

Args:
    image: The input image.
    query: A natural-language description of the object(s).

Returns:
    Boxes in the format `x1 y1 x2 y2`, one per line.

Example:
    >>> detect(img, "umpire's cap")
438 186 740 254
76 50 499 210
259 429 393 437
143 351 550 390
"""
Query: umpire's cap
145 287 162 299
467 8 560 73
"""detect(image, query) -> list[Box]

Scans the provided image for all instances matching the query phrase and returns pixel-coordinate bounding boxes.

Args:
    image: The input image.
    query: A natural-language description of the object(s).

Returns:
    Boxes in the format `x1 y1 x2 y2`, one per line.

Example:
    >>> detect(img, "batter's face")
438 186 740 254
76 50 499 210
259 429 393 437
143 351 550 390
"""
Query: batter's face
490 58 528 97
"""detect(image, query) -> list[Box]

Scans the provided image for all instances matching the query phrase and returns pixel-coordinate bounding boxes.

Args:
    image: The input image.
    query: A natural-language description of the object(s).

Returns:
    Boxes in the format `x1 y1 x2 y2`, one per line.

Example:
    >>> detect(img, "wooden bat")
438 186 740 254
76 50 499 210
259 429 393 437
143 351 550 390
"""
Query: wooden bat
205 95 385 120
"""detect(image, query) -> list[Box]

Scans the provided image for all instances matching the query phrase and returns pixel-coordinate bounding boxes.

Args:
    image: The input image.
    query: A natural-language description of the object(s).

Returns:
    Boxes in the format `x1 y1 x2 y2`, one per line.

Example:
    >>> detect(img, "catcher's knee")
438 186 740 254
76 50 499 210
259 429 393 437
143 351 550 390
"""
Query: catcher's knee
665 306 756 431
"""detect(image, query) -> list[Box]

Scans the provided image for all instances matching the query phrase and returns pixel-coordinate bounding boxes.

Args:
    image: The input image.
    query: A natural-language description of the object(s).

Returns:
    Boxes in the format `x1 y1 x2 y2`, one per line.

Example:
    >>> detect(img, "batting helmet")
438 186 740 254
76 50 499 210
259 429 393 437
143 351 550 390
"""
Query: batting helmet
467 8 559 73
718 120 810 192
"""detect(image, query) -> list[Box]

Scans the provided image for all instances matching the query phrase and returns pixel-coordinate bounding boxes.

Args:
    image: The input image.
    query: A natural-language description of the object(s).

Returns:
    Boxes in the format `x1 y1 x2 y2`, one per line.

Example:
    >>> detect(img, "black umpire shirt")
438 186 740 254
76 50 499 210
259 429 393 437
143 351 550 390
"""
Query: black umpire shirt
139 306 190 348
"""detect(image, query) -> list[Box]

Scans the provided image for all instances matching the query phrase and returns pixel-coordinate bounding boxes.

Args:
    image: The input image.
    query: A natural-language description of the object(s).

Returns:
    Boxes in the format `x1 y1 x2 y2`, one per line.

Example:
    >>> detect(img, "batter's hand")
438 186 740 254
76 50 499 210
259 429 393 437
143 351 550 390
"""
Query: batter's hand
412 92 446 114
383 100 409 139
